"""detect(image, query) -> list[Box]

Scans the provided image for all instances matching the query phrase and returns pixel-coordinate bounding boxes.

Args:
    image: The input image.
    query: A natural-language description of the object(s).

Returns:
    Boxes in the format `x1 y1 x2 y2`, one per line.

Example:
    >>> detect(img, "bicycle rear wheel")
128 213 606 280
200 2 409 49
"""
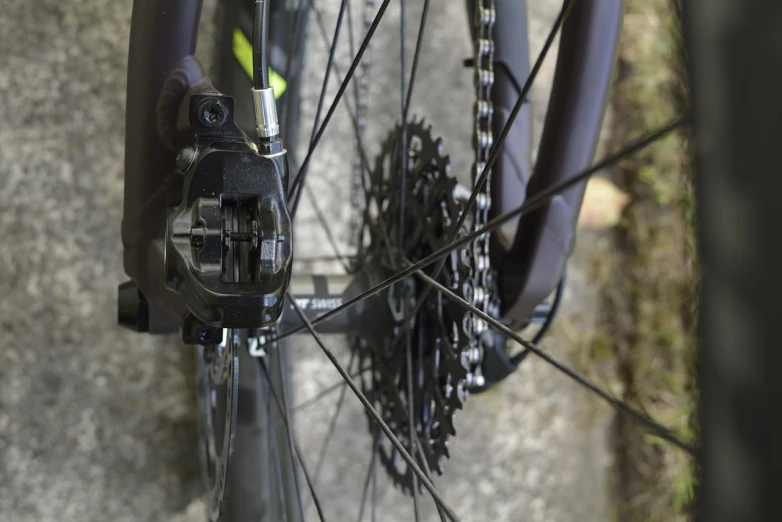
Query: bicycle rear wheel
159 2 704 516
208 0 619 520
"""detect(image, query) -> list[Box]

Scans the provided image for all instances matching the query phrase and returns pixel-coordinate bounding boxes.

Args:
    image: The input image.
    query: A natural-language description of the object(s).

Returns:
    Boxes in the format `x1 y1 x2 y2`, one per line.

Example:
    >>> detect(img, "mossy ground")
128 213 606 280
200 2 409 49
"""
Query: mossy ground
584 0 698 520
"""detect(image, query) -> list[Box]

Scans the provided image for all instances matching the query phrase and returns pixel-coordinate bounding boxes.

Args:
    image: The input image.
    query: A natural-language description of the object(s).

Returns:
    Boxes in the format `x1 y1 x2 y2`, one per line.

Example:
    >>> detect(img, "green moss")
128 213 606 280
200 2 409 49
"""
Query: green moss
590 0 698 519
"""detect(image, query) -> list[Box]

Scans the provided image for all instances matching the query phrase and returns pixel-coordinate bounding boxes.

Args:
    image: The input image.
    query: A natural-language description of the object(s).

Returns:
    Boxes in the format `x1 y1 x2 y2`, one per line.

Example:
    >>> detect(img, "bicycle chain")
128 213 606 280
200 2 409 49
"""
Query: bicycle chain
460 0 501 395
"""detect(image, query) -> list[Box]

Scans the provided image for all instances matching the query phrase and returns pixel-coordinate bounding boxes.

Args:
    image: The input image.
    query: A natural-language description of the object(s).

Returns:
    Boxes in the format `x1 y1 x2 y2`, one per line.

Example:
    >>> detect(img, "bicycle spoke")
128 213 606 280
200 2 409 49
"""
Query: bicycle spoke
273 354 307 520
396 0 410 281
290 0 349 213
346 0 370 259
304 183 351 272
268 370 290 522
310 3 372 179
310 0 349 145
387 386 447 522
294 254 353 264
313 0 399 266
346 0 369 201
311 1 395 258
309 4 370 171
260 364 371 443
456 0 574 242
356 430 381 522
306 350 357 514
411 268 697 455
416 436 446 522
410 0 576 318
271 118 687 343
292 364 371 412
371 453 377 522
404 0 430 113
281 0 310 132
404 291 420 522
290 0 393 209
286 291 461 522
259 358 328 522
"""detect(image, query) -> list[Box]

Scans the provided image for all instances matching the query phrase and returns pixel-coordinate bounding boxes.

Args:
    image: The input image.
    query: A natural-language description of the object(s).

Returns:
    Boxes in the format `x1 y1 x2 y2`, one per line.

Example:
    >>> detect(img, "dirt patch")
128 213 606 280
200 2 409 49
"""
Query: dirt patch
589 0 699 520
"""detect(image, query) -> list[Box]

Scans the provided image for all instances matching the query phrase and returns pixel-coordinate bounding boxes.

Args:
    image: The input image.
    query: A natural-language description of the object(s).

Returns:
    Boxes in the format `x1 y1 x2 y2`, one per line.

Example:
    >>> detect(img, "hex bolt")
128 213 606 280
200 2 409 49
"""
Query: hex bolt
197 326 216 345
197 98 228 128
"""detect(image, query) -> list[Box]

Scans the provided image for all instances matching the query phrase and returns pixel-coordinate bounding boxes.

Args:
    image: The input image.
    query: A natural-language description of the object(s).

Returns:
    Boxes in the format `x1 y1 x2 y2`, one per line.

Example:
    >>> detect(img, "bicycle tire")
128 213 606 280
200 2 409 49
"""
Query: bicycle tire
685 1 782 521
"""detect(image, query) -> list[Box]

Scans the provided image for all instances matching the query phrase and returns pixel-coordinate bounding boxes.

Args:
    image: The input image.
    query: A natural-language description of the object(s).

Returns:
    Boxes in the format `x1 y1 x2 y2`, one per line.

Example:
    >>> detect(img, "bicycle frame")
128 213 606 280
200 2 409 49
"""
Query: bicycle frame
121 0 622 334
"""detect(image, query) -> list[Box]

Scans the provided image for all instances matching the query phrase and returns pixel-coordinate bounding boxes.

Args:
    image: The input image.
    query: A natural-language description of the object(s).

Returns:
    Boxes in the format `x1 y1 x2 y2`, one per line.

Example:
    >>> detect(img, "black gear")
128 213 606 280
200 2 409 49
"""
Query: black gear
353 119 483 493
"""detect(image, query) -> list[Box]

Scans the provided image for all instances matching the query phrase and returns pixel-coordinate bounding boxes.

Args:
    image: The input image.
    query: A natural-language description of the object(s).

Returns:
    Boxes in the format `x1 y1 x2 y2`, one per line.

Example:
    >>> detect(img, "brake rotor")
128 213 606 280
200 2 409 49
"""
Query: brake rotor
196 328 239 521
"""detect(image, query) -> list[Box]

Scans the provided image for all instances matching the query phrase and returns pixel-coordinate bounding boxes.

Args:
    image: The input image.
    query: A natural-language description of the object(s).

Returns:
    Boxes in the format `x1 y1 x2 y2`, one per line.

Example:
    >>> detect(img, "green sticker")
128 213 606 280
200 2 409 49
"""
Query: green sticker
232 28 287 99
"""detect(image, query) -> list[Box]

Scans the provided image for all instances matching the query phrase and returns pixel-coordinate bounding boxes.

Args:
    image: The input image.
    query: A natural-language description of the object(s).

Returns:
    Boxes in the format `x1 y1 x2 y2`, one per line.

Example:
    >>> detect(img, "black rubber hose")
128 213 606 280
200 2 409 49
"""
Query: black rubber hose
253 0 271 90
530 272 566 345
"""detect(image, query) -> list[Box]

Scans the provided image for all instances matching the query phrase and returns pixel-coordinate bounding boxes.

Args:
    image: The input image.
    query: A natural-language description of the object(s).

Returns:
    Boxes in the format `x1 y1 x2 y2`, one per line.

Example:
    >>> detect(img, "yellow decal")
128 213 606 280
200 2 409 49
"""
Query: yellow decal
232 28 287 99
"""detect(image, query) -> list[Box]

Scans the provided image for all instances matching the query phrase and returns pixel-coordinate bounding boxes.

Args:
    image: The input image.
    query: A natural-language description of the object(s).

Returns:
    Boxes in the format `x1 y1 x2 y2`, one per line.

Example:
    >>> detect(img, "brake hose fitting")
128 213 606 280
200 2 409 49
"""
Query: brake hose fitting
252 87 280 139
251 0 279 139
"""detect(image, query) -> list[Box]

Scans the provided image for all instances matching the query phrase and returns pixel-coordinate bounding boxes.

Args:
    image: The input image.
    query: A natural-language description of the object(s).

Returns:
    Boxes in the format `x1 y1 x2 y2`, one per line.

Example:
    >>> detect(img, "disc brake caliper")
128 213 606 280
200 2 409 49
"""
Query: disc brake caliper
165 94 292 340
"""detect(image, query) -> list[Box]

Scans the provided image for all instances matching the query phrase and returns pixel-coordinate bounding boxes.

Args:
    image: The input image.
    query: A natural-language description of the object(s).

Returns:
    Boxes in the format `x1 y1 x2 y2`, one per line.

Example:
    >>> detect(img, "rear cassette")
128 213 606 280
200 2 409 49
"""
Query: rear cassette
353 119 499 493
